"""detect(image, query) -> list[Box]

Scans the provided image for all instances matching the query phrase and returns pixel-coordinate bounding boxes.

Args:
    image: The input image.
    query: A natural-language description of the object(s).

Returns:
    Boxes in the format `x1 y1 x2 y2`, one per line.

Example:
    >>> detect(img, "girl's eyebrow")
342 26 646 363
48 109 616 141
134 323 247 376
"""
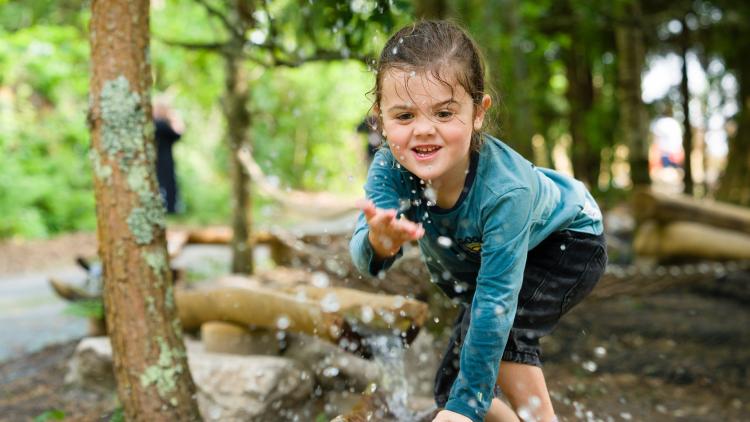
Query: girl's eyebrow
387 98 458 113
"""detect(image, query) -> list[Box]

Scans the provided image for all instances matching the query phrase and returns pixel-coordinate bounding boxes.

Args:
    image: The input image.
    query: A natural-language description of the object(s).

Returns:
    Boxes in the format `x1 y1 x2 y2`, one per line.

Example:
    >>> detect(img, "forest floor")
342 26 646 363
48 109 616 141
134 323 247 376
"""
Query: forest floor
0 231 748 421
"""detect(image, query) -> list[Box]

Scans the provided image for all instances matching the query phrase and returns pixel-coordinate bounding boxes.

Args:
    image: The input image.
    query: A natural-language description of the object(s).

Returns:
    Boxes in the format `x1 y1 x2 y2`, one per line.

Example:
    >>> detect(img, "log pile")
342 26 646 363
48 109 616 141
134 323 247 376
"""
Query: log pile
632 189 750 261
175 274 429 355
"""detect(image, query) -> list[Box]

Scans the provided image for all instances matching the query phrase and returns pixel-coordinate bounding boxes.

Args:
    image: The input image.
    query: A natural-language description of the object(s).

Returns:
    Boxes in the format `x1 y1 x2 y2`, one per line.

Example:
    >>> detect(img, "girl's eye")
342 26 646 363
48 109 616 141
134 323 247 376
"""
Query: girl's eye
396 113 414 121
436 110 453 119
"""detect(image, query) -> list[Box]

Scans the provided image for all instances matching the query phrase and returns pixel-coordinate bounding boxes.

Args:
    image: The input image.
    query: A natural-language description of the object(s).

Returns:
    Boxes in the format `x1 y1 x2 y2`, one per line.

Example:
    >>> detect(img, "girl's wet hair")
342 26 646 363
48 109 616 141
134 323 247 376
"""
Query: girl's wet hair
371 20 489 151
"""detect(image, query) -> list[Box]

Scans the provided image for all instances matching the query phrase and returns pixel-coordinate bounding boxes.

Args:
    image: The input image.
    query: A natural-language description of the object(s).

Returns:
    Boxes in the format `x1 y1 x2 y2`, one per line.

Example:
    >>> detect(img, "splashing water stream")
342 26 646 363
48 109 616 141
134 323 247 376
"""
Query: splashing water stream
364 334 415 421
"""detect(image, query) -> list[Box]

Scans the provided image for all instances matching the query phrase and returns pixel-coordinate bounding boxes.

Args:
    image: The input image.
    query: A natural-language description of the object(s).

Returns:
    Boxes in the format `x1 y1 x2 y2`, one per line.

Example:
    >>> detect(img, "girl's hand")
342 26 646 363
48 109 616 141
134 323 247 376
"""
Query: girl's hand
432 409 473 422
357 199 424 259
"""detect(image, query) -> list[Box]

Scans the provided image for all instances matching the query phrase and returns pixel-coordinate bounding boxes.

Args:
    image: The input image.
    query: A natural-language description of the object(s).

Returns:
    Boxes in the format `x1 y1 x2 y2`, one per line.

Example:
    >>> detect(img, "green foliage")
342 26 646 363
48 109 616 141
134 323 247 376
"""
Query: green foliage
64 299 104 319
109 407 125 422
251 61 373 193
0 24 94 238
33 409 65 422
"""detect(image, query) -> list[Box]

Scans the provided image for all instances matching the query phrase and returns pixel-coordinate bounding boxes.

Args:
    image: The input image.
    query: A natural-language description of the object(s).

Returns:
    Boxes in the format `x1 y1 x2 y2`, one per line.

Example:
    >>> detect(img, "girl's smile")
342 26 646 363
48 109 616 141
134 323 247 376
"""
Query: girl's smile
378 69 490 207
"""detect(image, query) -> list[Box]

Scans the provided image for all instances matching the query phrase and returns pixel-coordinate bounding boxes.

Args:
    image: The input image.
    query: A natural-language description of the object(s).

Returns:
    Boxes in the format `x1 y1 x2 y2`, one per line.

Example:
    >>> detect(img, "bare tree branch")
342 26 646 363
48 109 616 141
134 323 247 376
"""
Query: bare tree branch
157 36 228 52
195 0 244 39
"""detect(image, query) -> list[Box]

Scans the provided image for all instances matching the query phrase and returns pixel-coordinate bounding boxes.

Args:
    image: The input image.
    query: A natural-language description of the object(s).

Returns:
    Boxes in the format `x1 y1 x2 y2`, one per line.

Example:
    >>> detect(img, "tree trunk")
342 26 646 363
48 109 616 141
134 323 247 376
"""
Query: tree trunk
222 53 254 274
679 17 694 195
614 0 650 187
88 1 201 420
497 0 535 159
564 24 598 186
716 38 750 205
413 0 449 19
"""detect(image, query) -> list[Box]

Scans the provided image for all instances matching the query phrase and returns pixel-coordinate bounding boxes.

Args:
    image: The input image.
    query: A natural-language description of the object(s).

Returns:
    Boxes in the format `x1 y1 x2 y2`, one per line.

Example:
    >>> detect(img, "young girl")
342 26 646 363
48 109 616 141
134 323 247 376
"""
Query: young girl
349 20 606 422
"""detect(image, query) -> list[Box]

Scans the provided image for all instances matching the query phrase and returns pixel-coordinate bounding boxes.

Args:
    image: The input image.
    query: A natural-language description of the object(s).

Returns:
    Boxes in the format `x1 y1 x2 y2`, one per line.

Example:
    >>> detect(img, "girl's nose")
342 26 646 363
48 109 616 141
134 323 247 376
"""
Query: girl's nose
413 115 436 136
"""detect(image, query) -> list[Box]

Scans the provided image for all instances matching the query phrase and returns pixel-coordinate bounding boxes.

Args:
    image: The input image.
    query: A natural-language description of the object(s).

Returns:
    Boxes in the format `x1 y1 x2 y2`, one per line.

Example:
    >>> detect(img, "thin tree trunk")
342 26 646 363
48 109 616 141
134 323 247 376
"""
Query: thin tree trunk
413 0 449 19
680 17 694 195
222 53 254 274
498 0 535 159
564 28 597 186
88 1 201 420
615 0 650 187
716 39 750 205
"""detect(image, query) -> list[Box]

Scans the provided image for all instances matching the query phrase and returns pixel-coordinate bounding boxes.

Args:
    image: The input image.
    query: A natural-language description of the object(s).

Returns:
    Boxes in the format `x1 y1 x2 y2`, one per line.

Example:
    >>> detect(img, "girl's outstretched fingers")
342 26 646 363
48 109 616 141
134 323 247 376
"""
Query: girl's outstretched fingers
356 199 377 220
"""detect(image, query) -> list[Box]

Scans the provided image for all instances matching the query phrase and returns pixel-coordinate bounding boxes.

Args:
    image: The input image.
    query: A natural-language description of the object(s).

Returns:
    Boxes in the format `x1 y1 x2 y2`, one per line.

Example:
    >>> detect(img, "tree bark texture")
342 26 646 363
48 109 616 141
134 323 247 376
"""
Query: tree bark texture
88 1 201 420
679 17 694 195
615 0 650 187
222 52 254 274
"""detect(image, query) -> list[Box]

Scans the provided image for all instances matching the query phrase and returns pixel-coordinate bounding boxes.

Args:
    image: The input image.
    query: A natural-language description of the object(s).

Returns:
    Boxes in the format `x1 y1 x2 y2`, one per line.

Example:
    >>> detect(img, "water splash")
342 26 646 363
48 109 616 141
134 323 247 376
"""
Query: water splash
365 334 415 421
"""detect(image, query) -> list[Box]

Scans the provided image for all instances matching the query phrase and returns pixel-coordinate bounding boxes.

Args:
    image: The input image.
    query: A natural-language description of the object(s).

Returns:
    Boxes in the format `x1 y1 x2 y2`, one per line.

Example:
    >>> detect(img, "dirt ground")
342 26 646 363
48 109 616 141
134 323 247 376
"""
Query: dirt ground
1 231 749 421
0 232 97 275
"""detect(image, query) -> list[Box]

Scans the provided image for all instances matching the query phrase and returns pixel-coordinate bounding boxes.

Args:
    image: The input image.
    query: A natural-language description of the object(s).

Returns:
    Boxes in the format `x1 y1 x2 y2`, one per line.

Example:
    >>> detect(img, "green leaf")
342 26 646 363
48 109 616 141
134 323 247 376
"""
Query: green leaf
33 409 65 422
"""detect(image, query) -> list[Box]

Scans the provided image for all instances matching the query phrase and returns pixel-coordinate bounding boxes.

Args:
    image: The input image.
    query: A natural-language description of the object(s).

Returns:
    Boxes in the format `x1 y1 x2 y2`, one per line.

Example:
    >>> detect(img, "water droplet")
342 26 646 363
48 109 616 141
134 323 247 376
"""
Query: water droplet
582 360 597 372
322 366 340 377
276 315 290 330
423 186 437 204
361 306 374 323
517 406 533 421
320 293 340 312
311 271 330 288
437 236 452 248
594 346 607 358
208 405 222 420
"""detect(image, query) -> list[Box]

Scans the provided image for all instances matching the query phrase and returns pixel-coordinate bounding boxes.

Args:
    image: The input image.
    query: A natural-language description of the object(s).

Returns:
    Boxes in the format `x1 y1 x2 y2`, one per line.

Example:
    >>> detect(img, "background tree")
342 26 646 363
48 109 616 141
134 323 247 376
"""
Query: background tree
710 1 750 205
615 0 650 188
158 0 406 274
88 0 201 419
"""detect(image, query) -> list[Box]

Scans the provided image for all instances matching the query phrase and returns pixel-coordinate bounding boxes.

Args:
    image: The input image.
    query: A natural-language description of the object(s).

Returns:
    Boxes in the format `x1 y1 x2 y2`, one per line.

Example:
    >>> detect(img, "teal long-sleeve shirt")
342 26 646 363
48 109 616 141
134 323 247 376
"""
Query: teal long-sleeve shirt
349 135 603 422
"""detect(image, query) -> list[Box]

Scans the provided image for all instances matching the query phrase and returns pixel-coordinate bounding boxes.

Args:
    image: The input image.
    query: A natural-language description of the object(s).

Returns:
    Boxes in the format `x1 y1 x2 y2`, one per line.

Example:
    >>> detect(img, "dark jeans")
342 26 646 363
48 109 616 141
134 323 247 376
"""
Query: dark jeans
434 230 608 407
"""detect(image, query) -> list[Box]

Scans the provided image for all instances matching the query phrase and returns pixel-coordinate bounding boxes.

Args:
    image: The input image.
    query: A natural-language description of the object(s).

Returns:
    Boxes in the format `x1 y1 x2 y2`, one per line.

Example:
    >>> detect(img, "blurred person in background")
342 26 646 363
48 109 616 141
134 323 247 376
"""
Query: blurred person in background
153 97 184 214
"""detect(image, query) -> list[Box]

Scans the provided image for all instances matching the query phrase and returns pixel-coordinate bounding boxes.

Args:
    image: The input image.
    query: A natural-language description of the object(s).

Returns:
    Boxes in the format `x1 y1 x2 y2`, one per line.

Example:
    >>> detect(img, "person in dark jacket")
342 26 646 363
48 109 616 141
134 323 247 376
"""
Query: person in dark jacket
153 100 184 214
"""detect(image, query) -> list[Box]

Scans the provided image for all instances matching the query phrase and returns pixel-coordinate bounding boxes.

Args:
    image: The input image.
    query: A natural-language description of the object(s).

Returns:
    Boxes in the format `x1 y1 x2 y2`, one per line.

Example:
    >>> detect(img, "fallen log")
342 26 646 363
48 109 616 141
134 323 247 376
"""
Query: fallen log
175 285 348 342
633 220 750 261
166 226 296 264
200 321 278 355
633 189 750 235
174 278 429 354
285 285 429 334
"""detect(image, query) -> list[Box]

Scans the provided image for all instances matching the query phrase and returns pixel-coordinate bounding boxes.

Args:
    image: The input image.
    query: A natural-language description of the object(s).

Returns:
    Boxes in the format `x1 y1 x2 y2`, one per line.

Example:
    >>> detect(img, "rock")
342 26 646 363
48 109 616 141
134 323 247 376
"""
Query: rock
64 336 117 391
190 350 315 421
201 321 279 355
66 337 315 421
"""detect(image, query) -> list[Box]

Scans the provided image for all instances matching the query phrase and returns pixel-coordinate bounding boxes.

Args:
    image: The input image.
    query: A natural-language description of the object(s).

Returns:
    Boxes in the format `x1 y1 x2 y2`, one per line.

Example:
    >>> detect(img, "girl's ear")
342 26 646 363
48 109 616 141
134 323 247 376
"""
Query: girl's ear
473 94 492 131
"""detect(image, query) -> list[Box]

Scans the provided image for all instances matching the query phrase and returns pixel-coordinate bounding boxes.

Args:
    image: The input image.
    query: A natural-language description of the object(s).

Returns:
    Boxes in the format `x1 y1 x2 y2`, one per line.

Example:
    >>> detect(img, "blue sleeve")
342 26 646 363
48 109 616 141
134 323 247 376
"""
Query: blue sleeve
444 188 532 422
349 150 405 276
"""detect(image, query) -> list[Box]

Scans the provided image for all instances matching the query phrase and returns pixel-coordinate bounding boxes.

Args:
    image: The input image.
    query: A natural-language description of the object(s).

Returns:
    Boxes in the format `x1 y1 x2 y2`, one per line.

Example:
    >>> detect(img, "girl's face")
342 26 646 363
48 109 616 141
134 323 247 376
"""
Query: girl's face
378 69 490 189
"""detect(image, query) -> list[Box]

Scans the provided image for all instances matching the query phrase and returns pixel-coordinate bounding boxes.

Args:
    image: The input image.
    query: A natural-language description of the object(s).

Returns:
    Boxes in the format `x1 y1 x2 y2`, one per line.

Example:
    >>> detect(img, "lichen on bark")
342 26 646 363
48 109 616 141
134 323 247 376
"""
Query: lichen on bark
139 337 185 404
99 75 146 165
